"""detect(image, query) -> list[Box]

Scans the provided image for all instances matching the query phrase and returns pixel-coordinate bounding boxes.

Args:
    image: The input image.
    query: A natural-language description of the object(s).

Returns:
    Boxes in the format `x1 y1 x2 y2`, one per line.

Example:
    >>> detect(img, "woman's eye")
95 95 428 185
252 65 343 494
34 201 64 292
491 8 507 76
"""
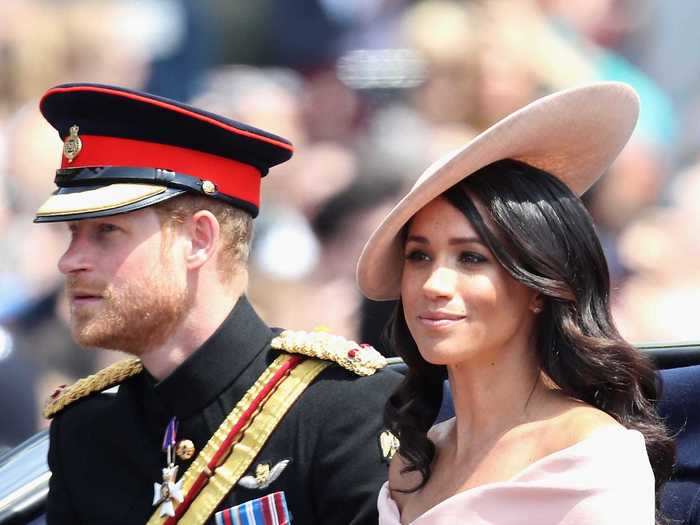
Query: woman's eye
459 252 486 264
405 249 429 262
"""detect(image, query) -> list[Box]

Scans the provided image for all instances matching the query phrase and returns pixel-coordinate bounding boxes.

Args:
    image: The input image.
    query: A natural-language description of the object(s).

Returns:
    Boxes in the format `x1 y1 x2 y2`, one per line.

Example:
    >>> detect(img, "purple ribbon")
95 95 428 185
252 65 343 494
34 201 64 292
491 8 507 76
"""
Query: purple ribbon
162 417 178 452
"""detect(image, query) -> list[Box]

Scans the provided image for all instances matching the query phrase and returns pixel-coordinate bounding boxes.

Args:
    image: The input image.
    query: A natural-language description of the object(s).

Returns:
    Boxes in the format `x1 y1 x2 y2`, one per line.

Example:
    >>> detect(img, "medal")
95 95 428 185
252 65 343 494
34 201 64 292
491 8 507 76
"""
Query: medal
152 417 184 517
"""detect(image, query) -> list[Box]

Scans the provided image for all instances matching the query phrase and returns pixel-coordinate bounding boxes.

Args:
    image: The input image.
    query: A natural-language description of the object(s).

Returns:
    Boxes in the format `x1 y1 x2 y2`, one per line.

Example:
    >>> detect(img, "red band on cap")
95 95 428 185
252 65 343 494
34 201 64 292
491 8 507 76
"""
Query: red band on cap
61 135 261 208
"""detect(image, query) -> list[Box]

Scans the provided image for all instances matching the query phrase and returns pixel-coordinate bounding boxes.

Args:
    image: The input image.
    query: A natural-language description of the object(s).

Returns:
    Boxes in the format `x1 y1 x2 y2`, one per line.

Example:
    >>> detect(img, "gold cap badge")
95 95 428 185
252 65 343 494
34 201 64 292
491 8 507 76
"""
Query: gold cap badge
63 125 82 163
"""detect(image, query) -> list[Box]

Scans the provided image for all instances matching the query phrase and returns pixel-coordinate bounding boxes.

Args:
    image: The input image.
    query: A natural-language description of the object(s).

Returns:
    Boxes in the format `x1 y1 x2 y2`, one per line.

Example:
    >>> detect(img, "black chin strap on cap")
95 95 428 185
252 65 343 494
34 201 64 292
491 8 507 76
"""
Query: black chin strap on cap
53 166 259 217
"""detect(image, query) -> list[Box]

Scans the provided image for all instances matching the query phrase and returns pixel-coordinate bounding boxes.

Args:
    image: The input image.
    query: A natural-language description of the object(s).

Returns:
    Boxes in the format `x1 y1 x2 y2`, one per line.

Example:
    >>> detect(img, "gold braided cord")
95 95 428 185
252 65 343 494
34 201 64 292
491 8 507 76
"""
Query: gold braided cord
271 329 387 376
43 358 143 419
179 358 330 524
146 354 330 525
44 330 385 420
145 355 292 525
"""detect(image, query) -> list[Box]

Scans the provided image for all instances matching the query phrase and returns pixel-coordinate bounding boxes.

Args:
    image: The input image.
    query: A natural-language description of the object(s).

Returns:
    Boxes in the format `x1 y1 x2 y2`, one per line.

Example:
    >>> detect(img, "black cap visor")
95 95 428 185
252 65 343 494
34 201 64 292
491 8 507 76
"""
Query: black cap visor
34 183 185 223
34 166 260 222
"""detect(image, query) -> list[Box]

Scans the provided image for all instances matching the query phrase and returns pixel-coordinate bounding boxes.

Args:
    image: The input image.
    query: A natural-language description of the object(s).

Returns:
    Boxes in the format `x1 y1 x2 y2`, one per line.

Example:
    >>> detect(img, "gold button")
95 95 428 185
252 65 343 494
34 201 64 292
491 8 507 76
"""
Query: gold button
201 180 217 195
176 439 196 460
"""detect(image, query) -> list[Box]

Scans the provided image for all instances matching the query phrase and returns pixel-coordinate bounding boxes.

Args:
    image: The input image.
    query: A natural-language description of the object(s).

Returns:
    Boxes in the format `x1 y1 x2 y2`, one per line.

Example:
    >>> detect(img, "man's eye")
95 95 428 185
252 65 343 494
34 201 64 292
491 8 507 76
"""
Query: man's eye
98 224 119 234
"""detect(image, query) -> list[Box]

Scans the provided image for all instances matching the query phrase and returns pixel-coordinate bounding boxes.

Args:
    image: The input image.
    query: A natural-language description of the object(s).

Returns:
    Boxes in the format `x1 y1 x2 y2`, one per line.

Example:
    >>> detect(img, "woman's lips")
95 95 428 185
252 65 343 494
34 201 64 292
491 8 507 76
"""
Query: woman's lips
417 312 466 328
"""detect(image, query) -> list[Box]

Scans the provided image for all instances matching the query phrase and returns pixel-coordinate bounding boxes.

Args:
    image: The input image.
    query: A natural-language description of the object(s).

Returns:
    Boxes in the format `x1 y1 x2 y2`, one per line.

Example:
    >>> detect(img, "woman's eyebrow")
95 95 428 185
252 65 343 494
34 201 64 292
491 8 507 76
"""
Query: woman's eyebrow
448 236 484 246
405 234 484 246
405 234 428 244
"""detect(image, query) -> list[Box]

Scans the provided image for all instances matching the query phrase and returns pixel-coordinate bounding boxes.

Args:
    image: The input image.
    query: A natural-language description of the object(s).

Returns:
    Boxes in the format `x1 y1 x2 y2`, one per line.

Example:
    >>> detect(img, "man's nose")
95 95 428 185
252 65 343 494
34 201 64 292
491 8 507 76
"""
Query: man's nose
57 234 92 275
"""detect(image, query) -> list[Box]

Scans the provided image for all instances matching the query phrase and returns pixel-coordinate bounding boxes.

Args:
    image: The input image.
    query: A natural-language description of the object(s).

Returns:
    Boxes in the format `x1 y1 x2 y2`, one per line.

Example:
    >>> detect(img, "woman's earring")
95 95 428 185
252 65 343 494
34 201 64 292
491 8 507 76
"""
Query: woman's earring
531 305 543 314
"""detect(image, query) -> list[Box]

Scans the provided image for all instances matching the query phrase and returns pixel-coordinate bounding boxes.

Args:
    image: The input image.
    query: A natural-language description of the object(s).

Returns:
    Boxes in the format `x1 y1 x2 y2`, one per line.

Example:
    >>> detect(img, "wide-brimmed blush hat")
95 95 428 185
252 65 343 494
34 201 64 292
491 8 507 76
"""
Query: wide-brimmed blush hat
34 83 293 222
356 82 639 301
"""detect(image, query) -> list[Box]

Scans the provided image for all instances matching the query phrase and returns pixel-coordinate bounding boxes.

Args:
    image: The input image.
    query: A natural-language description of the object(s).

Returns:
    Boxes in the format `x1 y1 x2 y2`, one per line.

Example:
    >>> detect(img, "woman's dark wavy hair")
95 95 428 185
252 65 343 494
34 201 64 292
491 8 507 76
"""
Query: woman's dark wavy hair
384 158 674 503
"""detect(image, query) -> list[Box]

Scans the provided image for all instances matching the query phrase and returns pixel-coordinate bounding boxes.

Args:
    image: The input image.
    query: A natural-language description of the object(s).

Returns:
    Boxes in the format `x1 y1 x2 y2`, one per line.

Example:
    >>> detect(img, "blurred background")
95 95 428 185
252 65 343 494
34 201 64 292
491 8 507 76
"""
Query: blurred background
1 0 699 449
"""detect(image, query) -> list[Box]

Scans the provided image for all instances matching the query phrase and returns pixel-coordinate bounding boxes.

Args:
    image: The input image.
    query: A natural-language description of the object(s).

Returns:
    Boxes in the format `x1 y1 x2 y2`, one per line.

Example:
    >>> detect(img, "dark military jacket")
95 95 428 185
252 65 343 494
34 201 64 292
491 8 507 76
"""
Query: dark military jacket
46 296 402 524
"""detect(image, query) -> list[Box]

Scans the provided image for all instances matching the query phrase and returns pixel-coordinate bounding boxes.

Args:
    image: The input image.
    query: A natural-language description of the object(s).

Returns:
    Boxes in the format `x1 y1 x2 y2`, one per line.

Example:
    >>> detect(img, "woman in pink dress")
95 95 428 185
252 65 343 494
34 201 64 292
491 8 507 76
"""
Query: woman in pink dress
356 83 674 524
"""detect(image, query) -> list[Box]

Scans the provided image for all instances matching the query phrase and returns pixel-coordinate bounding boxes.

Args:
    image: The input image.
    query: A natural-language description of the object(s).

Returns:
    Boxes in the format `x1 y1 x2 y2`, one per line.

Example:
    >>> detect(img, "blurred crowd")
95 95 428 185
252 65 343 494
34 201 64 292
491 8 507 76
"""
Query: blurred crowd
1 0 699 448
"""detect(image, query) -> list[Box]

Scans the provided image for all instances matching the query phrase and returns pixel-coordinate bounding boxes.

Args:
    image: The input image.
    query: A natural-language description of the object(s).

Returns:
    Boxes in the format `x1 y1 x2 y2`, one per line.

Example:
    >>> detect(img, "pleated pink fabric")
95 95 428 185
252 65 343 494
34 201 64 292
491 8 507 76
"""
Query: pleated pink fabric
378 427 654 524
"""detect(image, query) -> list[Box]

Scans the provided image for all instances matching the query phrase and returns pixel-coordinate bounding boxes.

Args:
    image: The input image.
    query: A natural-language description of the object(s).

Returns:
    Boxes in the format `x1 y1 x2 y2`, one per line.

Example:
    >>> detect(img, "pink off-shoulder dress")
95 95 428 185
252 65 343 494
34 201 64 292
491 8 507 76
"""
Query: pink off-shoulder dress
378 427 655 525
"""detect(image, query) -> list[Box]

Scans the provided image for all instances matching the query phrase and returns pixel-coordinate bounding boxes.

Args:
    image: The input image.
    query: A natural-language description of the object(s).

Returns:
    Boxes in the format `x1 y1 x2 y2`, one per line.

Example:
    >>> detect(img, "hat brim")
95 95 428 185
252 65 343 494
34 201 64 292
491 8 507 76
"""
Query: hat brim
34 183 185 223
356 82 640 301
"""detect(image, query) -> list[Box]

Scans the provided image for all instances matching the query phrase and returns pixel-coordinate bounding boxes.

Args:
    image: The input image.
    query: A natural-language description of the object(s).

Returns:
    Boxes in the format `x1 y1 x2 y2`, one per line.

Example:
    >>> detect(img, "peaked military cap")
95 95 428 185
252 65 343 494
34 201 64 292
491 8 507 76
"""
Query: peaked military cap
34 83 294 222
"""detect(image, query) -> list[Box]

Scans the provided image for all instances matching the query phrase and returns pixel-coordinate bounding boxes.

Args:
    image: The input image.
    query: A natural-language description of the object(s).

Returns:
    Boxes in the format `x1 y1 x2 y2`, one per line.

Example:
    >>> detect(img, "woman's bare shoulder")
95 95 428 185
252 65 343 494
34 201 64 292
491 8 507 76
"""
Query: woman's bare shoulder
543 398 622 451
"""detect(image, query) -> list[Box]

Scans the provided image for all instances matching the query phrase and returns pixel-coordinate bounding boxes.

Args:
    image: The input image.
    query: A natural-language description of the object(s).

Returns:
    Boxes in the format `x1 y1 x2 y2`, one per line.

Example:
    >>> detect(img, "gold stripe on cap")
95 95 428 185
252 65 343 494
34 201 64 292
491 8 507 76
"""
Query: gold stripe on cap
36 184 166 217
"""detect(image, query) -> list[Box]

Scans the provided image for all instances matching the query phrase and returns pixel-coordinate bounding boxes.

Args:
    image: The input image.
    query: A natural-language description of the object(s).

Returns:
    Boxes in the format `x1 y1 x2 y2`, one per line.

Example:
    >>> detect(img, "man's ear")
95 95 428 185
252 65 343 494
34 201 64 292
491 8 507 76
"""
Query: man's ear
186 210 220 270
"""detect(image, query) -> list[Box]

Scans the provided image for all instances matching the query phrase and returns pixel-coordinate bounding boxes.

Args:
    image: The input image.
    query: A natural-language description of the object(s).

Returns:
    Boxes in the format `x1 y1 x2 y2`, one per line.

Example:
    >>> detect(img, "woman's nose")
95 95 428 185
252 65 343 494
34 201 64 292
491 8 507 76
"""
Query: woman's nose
423 266 455 299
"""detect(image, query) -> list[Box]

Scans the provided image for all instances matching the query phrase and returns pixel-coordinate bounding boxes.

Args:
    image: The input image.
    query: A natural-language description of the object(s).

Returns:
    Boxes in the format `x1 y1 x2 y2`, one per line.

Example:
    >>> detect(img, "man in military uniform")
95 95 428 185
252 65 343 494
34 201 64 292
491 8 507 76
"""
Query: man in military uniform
35 83 402 524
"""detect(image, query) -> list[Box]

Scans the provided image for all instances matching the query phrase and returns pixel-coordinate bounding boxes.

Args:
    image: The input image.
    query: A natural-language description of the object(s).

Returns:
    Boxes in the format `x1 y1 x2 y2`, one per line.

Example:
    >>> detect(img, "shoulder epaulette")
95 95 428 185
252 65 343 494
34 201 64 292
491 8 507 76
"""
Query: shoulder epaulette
271 329 387 376
43 358 143 419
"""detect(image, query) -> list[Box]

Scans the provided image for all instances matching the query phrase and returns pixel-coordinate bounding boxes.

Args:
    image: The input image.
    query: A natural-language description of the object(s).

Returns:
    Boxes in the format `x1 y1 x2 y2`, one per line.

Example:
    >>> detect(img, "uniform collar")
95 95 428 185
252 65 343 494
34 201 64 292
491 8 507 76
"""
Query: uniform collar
146 295 274 419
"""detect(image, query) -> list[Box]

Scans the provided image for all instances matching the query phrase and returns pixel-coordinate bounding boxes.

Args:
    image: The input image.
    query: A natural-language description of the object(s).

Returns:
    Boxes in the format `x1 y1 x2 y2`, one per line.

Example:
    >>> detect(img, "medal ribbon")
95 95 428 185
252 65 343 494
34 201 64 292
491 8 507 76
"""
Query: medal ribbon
163 417 178 466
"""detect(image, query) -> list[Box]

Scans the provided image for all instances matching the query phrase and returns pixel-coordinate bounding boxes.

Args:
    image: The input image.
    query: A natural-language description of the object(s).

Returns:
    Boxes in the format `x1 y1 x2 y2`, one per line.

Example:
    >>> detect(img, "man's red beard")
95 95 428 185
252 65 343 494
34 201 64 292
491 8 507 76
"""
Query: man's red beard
66 267 190 355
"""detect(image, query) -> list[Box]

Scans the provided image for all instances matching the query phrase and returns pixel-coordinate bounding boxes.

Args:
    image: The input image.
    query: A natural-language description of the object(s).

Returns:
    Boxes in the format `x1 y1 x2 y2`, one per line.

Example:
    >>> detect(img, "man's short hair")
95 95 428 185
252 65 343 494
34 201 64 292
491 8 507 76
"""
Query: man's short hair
154 194 253 281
